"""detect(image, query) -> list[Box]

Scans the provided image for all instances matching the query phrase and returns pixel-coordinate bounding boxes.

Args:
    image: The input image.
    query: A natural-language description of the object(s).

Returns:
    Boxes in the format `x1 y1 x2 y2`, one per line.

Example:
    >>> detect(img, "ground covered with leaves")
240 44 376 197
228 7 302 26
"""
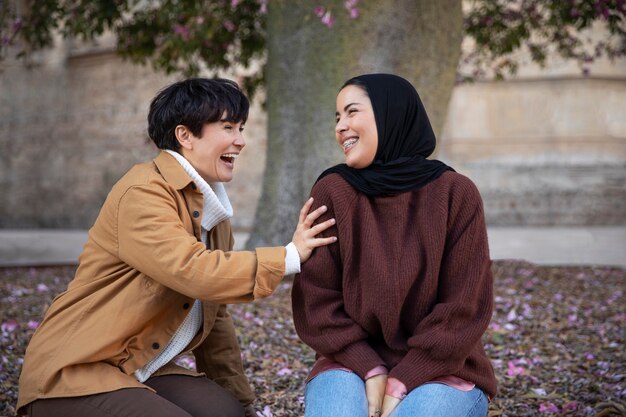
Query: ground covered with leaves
1 261 624 416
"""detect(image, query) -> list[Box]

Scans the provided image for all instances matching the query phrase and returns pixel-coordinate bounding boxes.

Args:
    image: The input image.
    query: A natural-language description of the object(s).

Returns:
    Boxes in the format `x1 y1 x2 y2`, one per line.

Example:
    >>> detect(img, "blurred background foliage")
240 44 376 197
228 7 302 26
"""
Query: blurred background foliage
1 0 624 97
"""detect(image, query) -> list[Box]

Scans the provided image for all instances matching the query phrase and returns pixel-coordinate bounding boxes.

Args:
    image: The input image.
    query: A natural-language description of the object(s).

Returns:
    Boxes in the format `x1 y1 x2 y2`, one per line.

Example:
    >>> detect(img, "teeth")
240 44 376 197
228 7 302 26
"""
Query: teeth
343 138 358 150
221 153 238 159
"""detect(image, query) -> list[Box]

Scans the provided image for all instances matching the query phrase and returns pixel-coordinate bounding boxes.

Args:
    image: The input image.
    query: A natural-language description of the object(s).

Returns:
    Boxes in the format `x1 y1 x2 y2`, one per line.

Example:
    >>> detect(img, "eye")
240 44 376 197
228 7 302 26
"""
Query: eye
224 124 233 130
239 126 245 132
348 108 358 115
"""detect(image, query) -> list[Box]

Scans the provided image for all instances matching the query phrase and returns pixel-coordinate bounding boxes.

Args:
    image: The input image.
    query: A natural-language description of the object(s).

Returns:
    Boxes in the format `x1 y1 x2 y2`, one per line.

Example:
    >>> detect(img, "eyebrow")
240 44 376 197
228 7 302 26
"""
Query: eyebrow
219 118 244 124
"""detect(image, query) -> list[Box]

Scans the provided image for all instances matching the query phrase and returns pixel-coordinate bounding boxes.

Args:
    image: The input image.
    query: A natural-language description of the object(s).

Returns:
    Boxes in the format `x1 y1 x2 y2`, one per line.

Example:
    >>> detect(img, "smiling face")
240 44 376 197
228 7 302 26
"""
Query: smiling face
176 115 245 183
335 85 378 169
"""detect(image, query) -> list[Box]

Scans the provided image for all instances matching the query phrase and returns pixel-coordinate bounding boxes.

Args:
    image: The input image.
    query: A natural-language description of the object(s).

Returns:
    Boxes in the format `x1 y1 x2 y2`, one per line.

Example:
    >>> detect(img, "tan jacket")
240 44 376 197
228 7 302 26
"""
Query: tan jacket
17 151 286 414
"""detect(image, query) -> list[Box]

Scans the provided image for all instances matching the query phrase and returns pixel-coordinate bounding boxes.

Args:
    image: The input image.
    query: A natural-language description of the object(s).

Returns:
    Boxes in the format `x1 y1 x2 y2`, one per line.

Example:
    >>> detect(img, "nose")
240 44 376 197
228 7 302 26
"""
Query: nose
234 130 245 149
336 118 348 135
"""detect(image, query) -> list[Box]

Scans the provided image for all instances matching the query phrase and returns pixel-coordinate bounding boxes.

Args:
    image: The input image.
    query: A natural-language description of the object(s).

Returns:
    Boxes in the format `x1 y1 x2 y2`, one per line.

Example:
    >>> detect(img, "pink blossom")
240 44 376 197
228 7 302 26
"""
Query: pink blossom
538 402 560 412
223 20 236 32
320 11 336 28
37 283 49 292
231 0 241 7
12 17 22 32
173 24 191 41
314 5 325 17
27 320 39 330
1 320 18 332
343 0 359 18
258 0 268 14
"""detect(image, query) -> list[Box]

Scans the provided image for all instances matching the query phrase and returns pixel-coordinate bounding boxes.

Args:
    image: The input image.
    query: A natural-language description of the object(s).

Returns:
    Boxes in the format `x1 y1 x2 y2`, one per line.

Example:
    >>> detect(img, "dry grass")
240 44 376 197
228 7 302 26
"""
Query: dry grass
1 261 624 416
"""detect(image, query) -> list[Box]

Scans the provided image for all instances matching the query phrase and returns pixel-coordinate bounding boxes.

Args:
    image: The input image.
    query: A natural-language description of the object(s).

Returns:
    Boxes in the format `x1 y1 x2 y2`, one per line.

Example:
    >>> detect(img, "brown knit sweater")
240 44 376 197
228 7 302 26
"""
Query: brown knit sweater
292 171 497 399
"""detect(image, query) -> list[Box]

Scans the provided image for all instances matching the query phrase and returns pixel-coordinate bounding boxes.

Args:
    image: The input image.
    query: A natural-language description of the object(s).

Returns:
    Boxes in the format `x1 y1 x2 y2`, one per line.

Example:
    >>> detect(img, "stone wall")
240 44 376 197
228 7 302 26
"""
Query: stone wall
0 38 267 230
1 35 624 229
440 59 626 225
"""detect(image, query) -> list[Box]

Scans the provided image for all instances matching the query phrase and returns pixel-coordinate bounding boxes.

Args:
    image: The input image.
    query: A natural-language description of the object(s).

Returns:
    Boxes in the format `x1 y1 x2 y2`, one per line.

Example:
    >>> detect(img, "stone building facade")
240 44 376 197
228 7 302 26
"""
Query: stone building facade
1 34 625 231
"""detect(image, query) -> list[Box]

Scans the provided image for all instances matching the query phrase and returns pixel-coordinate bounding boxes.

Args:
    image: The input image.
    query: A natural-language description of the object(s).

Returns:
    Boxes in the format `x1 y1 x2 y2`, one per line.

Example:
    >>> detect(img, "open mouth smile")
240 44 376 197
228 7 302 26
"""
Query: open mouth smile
342 137 358 153
220 153 238 165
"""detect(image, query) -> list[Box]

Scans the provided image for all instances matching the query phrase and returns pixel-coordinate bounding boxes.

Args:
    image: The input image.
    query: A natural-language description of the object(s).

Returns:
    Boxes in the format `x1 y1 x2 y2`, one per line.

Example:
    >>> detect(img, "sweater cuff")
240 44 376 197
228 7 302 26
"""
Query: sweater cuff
284 242 301 275
385 377 408 399
365 366 388 380
334 341 386 379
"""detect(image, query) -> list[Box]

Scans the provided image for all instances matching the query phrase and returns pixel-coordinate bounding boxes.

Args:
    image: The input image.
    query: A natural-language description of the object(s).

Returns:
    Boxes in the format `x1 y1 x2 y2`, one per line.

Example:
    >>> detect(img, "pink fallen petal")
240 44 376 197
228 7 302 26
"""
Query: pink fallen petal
539 402 559 412
27 320 39 329
507 361 524 376
1 320 18 332
256 405 272 417
562 401 578 411
277 367 292 376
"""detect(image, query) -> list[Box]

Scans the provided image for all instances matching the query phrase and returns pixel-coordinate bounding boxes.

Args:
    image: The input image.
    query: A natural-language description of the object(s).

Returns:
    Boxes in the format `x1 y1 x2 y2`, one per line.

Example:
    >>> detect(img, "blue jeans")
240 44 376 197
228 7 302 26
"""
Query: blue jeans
304 370 488 417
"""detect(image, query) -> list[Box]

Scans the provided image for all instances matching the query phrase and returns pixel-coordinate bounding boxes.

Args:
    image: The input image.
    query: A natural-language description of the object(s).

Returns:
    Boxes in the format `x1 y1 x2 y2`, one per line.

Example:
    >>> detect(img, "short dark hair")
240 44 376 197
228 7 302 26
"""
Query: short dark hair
148 78 250 151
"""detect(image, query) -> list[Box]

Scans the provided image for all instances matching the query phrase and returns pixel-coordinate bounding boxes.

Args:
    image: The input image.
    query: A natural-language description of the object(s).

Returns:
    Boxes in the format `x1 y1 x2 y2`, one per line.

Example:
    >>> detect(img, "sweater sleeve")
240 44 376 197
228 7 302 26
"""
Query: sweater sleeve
291 179 386 379
388 178 494 392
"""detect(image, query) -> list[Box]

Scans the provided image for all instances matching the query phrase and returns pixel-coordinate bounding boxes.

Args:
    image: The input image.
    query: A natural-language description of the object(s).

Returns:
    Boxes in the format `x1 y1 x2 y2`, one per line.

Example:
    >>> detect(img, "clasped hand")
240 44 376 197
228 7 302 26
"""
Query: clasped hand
366 375 401 417
292 197 337 263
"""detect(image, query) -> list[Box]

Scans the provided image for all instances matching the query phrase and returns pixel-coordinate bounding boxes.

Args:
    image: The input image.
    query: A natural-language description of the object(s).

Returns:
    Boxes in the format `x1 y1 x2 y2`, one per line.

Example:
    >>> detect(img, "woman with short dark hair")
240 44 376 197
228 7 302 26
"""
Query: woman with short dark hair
17 78 336 417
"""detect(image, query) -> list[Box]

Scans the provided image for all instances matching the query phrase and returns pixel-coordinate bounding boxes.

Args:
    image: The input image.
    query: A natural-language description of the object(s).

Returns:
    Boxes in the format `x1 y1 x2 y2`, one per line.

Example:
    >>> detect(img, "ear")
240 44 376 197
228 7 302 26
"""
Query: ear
175 125 193 150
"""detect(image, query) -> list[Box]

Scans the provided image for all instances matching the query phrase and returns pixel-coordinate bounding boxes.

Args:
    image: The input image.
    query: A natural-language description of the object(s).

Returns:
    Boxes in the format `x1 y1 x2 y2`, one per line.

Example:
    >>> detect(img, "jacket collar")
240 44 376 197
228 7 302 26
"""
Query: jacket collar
154 151 193 190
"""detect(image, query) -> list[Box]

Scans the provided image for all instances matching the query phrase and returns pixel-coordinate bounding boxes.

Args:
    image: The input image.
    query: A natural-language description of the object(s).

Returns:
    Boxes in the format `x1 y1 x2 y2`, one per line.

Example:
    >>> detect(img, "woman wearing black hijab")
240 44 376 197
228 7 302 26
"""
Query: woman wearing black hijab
292 74 496 417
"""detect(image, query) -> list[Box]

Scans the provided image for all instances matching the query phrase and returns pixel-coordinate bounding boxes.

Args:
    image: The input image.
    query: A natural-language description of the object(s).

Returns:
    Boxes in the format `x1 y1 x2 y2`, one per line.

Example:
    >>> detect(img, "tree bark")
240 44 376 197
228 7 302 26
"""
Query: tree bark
246 0 463 248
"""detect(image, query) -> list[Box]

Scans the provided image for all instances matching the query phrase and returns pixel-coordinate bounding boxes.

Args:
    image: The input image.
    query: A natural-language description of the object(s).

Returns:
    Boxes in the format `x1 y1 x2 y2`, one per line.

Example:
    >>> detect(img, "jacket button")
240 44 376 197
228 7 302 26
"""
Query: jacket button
152 342 160 350
192 211 200 218
191 183 197 190
183 302 190 310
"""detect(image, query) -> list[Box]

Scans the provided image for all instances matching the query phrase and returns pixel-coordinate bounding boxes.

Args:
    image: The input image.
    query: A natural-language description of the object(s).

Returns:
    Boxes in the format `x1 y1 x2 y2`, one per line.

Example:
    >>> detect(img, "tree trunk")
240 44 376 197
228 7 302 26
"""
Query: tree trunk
246 0 463 248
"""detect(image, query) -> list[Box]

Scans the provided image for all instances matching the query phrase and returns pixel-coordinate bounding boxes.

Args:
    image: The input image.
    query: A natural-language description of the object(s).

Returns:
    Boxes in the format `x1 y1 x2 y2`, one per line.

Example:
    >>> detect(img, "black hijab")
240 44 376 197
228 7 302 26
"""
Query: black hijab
317 73 453 196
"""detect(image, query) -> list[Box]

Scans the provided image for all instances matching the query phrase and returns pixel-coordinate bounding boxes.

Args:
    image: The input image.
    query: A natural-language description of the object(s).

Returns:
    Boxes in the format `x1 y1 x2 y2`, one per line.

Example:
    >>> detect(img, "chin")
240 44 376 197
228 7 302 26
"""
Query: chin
346 160 365 169
218 173 234 183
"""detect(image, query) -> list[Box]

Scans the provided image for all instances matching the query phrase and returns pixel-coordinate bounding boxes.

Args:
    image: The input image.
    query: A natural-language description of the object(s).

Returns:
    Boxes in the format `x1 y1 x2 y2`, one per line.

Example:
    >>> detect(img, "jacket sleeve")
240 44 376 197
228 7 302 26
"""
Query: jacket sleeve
193 305 254 405
116 184 285 304
388 179 494 392
291 180 386 379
